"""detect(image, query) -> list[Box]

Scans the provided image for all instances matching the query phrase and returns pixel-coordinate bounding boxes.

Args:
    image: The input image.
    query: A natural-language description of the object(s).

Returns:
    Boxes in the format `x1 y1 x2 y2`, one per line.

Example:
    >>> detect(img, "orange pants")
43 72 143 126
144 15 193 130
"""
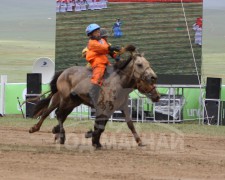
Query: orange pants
91 63 106 86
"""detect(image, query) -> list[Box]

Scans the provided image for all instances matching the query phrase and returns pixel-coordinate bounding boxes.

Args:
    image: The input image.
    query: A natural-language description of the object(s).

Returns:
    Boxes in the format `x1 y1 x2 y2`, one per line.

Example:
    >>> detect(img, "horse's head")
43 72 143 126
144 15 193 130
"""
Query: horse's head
119 45 159 102
132 53 157 85
120 45 157 85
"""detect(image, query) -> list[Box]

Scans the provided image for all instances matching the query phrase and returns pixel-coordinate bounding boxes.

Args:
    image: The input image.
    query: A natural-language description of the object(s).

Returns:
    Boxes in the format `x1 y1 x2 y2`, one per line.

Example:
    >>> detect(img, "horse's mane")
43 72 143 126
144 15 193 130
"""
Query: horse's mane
113 56 132 71
114 45 142 71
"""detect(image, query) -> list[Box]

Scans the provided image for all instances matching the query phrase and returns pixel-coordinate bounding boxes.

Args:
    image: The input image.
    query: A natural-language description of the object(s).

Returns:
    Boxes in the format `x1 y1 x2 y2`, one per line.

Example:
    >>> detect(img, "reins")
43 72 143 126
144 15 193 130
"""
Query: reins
118 53 151 85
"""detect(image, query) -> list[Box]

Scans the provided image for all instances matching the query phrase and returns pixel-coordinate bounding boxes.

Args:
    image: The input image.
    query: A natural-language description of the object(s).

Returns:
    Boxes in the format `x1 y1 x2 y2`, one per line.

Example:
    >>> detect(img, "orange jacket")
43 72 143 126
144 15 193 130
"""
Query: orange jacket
86 38 110 67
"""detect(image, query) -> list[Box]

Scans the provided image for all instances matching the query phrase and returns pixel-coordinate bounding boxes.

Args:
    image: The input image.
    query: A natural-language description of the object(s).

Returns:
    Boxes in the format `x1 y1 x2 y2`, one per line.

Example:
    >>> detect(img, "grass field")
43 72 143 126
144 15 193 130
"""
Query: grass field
0 0 55 83
0 40 54 83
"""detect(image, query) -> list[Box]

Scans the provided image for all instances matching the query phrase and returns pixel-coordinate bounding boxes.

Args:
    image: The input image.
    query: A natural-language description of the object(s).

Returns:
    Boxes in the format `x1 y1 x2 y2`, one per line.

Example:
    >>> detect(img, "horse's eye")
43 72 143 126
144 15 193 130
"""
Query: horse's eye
137 63 143 68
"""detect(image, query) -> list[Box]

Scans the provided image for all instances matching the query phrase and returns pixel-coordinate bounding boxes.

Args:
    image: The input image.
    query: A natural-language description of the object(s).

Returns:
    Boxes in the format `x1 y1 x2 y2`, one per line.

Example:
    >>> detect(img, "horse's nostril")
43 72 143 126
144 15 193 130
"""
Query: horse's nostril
151 77 157 84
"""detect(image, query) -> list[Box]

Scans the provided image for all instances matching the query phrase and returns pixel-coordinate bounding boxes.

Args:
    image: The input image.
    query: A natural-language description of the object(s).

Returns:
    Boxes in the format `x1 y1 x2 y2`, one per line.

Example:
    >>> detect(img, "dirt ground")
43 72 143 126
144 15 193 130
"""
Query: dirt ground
0 126 225 180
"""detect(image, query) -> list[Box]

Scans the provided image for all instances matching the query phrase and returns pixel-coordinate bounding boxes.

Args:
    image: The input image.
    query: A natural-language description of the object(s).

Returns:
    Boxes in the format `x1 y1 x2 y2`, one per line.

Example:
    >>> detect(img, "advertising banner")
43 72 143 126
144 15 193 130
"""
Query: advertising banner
3 83 225 120
4 83 49 114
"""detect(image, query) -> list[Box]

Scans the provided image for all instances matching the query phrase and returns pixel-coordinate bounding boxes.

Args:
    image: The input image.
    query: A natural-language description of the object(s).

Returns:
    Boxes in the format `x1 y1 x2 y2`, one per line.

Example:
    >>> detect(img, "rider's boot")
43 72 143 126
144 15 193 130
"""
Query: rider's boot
70 90 78 99
89 84 101 107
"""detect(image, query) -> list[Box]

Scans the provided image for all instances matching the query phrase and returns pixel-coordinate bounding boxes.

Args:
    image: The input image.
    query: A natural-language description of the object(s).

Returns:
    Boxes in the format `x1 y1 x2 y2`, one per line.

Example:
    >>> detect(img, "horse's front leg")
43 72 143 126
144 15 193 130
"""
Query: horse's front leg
121 107 143 146
92 115 108 149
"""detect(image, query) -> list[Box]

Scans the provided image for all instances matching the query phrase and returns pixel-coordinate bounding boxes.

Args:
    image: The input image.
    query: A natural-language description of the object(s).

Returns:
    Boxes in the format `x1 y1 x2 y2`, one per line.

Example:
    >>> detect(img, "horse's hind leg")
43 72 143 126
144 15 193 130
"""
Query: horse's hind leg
92 115 108 148
54 98 81 144
29 93 59 133
52 108 73 144
54 109 70 144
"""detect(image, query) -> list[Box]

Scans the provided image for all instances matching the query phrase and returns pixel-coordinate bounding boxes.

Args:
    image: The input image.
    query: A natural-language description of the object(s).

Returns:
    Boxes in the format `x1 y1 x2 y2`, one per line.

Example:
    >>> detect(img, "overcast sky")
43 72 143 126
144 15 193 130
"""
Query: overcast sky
204 0 225 9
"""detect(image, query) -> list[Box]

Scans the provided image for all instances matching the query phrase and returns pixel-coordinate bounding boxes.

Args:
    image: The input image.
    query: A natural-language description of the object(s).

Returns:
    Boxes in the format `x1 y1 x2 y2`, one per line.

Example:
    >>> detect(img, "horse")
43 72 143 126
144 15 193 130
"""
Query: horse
29 45 160 148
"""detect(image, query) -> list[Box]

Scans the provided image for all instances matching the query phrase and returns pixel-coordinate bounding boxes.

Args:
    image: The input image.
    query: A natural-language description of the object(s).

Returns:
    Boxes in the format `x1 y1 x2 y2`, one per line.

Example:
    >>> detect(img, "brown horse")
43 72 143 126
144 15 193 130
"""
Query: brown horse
29 45 160 148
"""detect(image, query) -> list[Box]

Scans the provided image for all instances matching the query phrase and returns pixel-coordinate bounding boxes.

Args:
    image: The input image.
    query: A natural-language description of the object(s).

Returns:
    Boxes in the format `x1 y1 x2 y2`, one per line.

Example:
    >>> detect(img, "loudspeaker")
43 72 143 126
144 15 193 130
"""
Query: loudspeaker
203 99 220 125
27 73 42 94
206 77 221 99
26 95 40 118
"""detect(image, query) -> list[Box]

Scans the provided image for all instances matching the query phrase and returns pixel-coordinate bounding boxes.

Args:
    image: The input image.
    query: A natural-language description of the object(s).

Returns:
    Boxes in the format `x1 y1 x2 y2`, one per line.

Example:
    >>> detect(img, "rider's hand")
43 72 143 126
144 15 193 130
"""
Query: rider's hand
109 46 121 52
115 55 120 62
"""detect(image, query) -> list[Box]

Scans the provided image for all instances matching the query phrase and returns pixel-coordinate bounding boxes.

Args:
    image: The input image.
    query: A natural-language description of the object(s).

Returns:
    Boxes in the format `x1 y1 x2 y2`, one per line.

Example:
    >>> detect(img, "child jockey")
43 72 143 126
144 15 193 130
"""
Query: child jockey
78 23 121 107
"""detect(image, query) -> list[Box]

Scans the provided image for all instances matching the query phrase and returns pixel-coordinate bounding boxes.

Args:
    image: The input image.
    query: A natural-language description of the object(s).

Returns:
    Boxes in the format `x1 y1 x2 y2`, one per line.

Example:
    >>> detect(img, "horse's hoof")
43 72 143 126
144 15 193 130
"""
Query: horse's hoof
29 126 39 133
59 134 66 144
92 143 102 149
136 138 145 147
54 133 60 143
60 139 65 144
29 128 34 133
138 143 146 147
85 130 93 138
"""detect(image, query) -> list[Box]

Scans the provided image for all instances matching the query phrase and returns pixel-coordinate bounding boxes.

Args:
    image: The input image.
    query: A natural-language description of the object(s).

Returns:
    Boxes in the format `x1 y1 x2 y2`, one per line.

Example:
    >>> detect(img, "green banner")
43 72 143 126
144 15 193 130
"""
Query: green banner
4 83 49 114
2 83 225 120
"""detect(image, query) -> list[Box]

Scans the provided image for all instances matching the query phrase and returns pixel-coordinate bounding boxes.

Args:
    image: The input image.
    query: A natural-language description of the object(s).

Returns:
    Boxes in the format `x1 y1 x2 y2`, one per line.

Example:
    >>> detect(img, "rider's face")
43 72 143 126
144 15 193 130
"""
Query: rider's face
92 29 100 38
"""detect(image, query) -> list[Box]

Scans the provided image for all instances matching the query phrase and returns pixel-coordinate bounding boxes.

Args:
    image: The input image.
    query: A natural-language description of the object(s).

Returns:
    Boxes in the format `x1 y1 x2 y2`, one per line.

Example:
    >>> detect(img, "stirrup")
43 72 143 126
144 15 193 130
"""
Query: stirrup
70 91 77 97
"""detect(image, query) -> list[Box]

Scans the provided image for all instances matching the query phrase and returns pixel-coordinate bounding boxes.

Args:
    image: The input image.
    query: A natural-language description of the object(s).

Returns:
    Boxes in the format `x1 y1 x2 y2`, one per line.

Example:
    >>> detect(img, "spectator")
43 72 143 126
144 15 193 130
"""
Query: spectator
80 0 87 11
112 18 122 38
67 0 74 12
193 17 202 47
56 0 61 13
60 0 67 13
75 0 81 12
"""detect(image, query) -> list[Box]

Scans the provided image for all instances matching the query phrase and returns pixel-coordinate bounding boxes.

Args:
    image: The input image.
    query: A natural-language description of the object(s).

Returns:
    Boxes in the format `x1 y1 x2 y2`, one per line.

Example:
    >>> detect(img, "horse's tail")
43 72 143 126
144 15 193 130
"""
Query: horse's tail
32 70 63 118
50 70 63 94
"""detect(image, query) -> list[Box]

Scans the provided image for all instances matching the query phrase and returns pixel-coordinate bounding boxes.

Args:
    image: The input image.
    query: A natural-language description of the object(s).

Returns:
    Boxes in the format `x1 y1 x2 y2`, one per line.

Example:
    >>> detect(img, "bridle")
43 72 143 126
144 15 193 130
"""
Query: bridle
133 66 153 83
117 53 156 90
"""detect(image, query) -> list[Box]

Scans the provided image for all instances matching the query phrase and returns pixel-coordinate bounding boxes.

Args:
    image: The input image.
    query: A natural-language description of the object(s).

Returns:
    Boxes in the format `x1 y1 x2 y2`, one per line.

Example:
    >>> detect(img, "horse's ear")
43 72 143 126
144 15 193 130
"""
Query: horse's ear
124 45 136 52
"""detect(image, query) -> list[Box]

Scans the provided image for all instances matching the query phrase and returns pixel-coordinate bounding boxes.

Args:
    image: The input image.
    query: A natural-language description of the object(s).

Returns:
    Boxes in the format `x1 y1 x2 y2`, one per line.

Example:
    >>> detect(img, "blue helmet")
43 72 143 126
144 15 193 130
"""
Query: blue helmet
85 23 100 36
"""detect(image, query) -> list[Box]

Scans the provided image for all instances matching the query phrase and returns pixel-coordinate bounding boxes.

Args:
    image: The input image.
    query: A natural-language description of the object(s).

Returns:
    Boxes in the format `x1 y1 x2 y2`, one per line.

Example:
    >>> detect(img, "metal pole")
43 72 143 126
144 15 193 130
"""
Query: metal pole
141 98 144 123
17 97 25 118
137 98 139 122
0 75 7 116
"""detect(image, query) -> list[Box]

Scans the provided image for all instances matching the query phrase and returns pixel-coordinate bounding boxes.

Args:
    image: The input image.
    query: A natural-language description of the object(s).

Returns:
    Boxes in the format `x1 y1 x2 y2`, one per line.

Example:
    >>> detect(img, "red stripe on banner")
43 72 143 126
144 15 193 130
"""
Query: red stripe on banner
109 0 203 2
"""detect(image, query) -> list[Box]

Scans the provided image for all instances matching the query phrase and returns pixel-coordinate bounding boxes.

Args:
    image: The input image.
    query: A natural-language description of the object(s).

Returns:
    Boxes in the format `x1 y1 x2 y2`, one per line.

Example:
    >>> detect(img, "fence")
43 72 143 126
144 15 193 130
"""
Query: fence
2 77 225 124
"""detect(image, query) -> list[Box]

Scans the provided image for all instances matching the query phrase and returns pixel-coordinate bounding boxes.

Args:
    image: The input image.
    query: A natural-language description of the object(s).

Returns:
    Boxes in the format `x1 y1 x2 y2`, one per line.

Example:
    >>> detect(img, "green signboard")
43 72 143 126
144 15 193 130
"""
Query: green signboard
1 83 225 120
